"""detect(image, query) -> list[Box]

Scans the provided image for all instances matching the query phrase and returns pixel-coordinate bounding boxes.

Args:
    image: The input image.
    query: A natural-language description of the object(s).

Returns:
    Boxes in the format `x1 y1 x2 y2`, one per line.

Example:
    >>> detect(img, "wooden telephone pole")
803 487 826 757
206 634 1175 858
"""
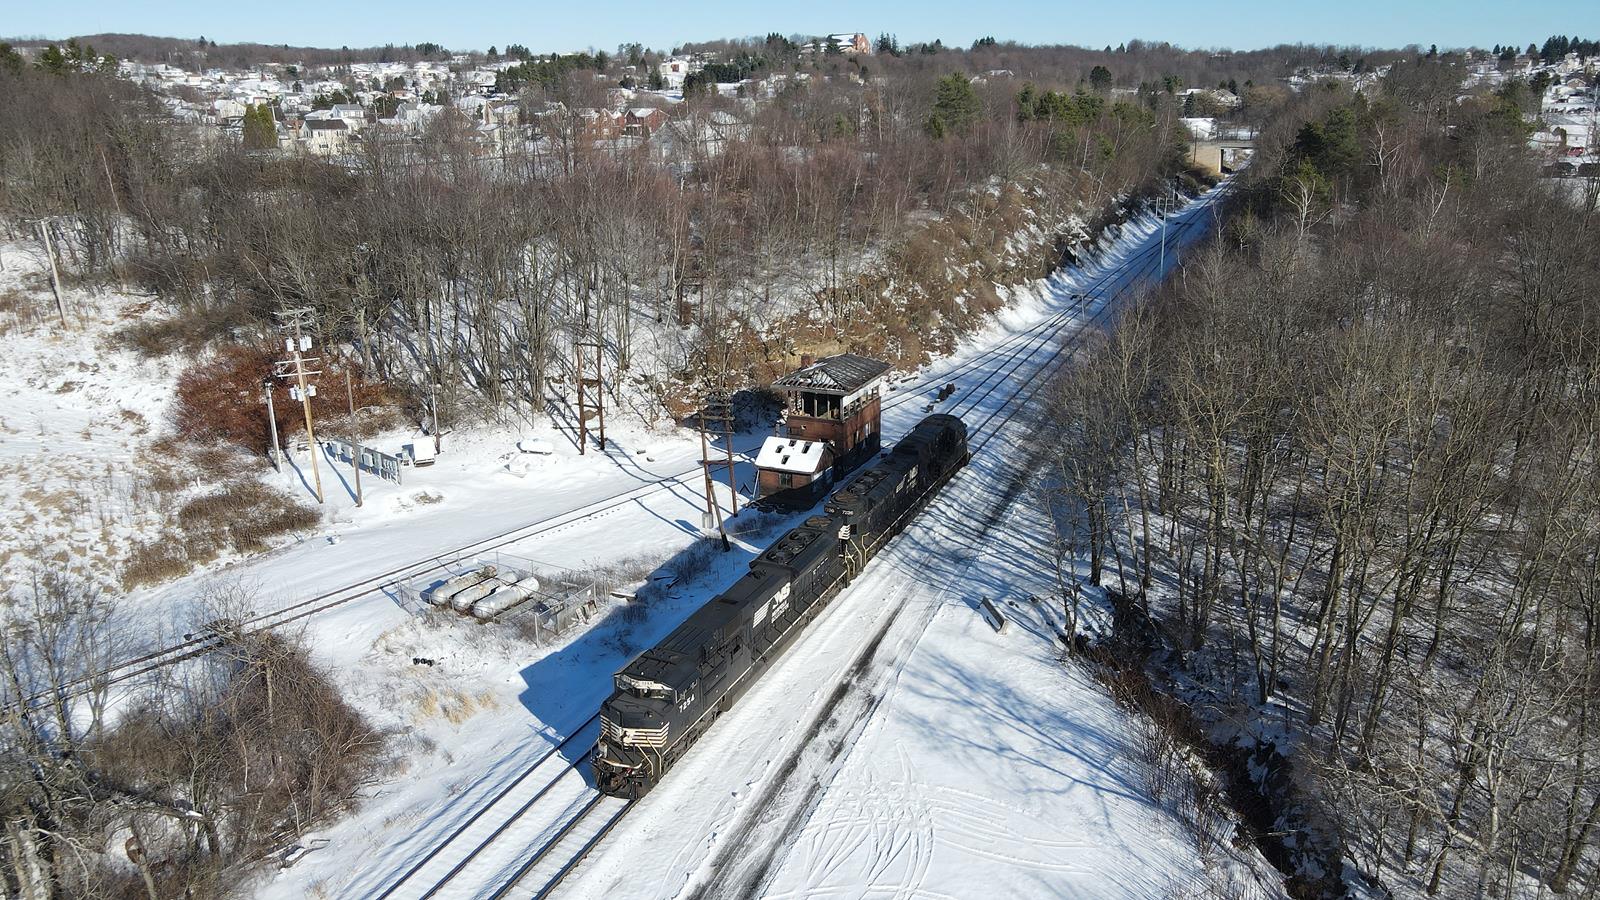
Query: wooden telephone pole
702 389 739 516
276 308 324 504
36 219 67 327
262 377 281 472
698 413 730 552
575 339 606 454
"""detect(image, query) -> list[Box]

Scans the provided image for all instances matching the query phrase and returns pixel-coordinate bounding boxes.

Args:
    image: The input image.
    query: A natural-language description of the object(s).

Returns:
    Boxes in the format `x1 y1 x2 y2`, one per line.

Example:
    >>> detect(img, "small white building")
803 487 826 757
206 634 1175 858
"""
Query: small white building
657 56 700 90
330 103 368 131
301 118 351 155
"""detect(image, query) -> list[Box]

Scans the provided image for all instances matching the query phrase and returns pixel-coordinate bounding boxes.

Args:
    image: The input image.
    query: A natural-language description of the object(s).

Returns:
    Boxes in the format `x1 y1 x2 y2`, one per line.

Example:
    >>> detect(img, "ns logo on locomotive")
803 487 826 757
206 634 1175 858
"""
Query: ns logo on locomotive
595 414 969 798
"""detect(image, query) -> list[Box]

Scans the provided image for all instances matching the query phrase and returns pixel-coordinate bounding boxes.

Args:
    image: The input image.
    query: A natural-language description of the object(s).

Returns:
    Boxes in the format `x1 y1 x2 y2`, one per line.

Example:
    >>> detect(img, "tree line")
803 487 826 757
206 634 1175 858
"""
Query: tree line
1047 54 1600 897
0 39 1263 447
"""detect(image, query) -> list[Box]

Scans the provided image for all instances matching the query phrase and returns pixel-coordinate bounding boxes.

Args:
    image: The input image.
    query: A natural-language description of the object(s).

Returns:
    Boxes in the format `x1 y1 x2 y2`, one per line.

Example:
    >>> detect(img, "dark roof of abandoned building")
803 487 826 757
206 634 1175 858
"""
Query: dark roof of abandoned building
772 353 889 394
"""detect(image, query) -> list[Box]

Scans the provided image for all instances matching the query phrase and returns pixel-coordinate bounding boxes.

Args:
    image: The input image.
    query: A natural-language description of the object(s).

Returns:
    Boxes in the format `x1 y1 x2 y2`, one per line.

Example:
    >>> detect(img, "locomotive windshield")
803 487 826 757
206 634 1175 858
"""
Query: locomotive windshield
616 673 672 699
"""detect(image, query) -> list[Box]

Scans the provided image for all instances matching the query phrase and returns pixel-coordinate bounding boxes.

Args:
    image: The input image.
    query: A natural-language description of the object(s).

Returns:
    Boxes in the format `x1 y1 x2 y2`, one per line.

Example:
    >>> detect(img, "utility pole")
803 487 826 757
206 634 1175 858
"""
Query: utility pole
575 338 606 454
1159 187 1168 275
342 365 362 505
703 388 739 516
698 416 730 552
99 148 129 293
262 377 281 472
429 380 442 453
36 220 66 328
351 438 363 508
276 308 324 504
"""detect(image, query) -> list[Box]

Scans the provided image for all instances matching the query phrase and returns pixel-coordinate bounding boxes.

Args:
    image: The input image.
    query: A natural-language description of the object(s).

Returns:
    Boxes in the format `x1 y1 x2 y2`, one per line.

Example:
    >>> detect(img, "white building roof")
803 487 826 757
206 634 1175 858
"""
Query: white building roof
755 436 829 475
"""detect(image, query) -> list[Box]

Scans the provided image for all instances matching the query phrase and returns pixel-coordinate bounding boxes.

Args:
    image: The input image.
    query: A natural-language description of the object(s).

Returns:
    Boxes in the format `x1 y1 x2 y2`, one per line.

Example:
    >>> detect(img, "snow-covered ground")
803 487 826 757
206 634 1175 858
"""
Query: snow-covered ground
240 182 1245 899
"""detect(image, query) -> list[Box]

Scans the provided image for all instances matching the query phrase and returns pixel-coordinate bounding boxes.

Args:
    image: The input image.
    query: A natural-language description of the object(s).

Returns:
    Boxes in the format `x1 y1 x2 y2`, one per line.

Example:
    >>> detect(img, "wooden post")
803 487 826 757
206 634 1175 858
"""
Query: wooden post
263 380 281 472
576 341 606 453
429 380 441 453
352 439 363 508
99 148 129 292
575 342 587 455
293 347 324 505
37 220 66 327
699 419 730 551
706 389 739 516
595 349 606 451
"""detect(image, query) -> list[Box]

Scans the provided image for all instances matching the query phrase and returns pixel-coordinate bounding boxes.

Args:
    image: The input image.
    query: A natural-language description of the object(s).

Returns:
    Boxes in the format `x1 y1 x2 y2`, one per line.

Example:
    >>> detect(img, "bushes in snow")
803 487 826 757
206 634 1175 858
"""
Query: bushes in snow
0 576 387 898
172 343 397 454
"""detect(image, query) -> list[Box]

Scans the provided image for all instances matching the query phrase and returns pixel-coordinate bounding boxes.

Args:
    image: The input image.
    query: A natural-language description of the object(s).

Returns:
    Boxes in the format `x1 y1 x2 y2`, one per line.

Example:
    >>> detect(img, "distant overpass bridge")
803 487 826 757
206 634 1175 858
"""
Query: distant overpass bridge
1189 134 1256 174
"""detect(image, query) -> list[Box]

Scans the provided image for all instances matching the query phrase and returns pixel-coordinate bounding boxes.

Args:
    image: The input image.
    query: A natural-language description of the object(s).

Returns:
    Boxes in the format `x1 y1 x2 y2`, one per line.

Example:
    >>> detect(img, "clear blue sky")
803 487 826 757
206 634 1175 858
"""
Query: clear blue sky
7 0 1597 55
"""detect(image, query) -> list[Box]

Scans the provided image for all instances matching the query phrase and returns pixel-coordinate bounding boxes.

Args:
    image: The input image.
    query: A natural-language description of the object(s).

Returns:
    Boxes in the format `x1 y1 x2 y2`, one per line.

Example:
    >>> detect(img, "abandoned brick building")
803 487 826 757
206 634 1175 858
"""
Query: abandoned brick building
754 353 889 508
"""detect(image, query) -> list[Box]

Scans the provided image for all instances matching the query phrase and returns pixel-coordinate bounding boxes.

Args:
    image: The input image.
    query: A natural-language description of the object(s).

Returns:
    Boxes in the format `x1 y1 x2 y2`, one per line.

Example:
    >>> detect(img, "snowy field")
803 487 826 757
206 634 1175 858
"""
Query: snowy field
0 246 181 587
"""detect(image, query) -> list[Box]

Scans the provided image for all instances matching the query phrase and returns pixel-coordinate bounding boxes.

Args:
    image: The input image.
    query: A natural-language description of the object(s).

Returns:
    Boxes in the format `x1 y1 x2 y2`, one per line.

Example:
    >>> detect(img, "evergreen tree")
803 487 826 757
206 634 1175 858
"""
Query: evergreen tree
928 72 980 134
1015 83 1037 121
1292 105 1359 179
242 104 278 150
1089 64 1113 92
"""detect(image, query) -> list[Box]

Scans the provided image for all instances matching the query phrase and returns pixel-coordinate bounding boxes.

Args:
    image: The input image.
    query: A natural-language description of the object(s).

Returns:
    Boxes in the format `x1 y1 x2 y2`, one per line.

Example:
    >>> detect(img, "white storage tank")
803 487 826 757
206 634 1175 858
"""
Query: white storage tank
448 566 506 613
471 575 542 620
422 568 492 606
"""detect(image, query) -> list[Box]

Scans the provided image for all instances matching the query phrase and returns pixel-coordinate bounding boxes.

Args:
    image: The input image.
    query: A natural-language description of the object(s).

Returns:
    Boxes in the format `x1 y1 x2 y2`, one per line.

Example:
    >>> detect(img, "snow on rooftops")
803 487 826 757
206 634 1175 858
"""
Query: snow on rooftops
772 353 889 395
755 436 829 474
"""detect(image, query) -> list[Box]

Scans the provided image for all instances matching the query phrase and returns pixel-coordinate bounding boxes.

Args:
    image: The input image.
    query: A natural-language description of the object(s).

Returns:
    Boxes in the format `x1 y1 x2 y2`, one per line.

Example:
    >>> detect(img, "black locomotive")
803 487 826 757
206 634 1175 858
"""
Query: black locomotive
594 414 969 798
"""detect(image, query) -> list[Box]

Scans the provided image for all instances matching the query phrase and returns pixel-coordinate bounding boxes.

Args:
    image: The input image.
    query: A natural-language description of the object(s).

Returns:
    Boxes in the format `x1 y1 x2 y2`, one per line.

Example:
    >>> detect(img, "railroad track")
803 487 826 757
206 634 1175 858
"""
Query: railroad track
693 186 1218 900
399 200 1217 900
2 191 1212 718
486 792 634 900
